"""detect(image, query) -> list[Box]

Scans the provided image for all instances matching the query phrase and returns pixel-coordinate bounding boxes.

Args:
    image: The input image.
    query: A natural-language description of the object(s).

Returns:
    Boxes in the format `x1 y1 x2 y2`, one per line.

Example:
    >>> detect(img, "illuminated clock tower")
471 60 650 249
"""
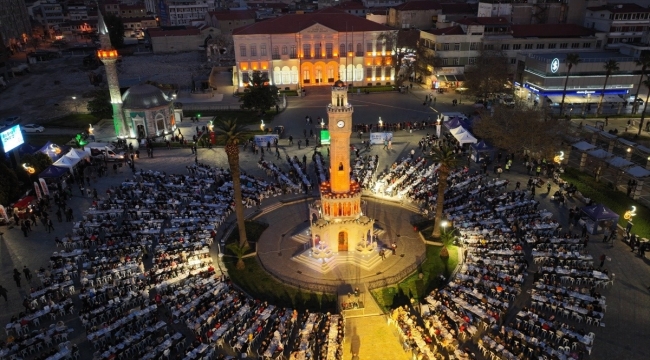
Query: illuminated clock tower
310 81 374 254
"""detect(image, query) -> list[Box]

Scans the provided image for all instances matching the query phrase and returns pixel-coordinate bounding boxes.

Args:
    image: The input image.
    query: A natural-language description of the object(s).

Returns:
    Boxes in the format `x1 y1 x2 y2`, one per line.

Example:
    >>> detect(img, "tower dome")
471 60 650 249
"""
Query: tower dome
122 84 172 109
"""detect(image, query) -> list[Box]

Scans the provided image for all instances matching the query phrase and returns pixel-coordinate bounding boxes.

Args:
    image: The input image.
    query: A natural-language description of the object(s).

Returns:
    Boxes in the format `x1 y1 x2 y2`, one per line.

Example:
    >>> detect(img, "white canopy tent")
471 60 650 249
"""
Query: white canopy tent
450 126 467 136
53 156 77 173
453 131 477 145
66 148 90 160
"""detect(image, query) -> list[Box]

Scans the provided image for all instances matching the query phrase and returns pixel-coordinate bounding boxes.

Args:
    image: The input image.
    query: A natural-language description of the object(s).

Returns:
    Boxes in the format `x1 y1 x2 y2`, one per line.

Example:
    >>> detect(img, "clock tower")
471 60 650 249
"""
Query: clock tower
309 80 374 254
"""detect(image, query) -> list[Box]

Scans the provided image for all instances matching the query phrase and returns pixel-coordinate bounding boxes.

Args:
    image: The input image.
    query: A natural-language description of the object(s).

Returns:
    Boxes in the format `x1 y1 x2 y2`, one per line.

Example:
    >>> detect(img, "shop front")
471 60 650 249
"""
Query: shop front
430 67 465 91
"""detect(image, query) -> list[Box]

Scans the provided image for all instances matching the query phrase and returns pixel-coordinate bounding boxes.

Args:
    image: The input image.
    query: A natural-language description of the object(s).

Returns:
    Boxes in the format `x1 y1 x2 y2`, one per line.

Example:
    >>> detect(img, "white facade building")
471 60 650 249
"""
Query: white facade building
167 0 217 26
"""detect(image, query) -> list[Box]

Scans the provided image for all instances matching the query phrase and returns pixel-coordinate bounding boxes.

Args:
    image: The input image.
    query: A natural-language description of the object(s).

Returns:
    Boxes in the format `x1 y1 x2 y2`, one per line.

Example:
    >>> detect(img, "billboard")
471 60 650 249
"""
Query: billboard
369 132 393 145
0 125 25 152
320 130 330 145
254 134 279 147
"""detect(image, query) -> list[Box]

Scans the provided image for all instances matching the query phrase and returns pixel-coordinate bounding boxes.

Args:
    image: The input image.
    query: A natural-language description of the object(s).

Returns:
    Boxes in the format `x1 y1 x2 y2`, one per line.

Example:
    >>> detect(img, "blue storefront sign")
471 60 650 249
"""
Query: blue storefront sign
524 83 629 96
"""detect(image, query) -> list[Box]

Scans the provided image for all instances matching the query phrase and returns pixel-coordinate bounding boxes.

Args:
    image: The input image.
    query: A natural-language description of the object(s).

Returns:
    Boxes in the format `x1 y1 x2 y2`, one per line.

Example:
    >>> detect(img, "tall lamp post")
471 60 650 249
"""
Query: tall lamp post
378 117 383 131
71 96 78 114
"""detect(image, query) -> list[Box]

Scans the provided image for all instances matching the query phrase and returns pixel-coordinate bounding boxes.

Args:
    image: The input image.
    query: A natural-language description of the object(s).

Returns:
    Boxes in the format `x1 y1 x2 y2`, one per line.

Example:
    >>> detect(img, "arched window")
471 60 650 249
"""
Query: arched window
339 43 346 56
348 43 353 53
339 65 346 81
282 66 291 84
273 66 281 84
281 45 288 55
155 113 166 135
354 64 363 81
356 43 362 55
291 66 298 84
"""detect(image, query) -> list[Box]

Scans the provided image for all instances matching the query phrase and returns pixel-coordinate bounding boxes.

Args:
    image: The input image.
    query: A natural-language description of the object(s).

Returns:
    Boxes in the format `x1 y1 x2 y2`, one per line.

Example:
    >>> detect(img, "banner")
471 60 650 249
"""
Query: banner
34 181 42 200
254 135 279 147
209 131 216 145
368 132 393 145
0 205 8 222
39 178 50 197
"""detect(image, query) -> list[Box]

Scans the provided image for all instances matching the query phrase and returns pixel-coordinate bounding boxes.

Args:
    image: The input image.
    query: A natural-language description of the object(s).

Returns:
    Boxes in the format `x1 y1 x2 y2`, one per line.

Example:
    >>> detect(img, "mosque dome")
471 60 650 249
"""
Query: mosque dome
122 84 172 109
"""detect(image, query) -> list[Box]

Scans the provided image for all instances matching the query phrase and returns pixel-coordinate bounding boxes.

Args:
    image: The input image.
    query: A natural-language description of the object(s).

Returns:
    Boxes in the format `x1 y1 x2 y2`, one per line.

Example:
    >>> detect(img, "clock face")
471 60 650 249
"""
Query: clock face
337 121 345 128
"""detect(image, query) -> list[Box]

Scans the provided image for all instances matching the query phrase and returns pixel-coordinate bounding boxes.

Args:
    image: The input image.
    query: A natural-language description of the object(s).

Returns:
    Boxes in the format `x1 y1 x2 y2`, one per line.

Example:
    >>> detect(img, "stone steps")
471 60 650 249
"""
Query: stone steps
292 228 385 245
291 248 390 273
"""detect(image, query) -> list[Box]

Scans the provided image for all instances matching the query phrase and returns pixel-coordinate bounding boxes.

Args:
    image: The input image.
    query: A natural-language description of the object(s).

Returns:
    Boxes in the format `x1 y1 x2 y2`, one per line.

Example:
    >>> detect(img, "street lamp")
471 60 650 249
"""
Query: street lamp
441 220 448 232
320 119 325 129
378 117 383 129
72 96 78 113
260 119 265 131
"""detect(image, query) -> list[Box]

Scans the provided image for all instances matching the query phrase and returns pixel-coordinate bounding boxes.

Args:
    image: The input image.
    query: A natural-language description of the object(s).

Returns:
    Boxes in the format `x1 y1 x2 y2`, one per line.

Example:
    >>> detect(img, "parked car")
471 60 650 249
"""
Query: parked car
3 116 21 125
21 124 45 133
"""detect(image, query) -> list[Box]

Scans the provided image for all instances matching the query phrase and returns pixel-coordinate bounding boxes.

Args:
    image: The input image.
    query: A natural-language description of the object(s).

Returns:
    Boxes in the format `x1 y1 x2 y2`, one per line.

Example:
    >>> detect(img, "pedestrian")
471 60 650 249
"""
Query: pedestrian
305 139 309 147
581 224 588 237
23 266 32 281
547 182 551 193
391 242 397 255
0 285 7 302
298 140 302 149
599 253 606 268
303 154 307 165
289 135 293 145
379 249 386 260
56 209 62 222
497 167 502 178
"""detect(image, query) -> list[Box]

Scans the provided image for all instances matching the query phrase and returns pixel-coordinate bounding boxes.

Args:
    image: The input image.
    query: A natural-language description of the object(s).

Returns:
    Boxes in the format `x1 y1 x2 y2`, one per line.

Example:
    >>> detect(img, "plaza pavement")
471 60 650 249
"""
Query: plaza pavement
1 88 649 359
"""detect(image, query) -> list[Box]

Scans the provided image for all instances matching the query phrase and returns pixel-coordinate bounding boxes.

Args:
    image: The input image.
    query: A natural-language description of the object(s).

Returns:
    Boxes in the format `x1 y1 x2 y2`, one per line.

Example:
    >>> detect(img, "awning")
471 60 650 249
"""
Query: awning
39 165 69 178
13 196 35 209
626 166 650 178
636 145 650 154
606 156 633 168
582 125 601 133
587 149 612 159
572 141 596 151
618 138 636 147
598 131 617 140
603 95 625 103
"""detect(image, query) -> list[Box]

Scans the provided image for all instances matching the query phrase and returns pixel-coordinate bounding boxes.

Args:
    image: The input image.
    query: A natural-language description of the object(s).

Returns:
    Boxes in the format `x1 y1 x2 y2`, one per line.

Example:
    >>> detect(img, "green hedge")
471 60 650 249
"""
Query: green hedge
280 90 298 96
348 85 396 93
562 167 650 238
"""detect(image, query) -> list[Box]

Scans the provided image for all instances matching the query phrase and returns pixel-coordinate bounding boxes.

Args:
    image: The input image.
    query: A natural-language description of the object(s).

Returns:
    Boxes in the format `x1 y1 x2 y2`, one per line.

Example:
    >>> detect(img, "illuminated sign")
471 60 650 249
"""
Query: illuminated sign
320 130 330 145
550 58 560 73
0 125 25 152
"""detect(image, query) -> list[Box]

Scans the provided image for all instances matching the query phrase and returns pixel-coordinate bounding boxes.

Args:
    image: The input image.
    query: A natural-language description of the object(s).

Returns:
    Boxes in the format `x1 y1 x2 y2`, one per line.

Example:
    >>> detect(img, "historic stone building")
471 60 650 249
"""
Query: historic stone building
232 8 397 91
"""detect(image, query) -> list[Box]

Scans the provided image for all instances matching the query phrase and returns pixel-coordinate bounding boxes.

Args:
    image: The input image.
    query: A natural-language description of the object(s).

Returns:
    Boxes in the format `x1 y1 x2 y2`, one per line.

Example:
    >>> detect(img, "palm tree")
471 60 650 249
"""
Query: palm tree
632 53 650 114
559 53 581 116
597 60 620 115
638 79 650 136
427 145 458 239
213 118 251 256
438 228 457 276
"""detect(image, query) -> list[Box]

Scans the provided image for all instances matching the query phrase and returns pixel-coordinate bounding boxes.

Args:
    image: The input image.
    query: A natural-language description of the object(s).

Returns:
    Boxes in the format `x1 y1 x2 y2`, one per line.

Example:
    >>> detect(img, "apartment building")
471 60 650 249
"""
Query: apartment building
167 0 217 26
584 2 650 49
419 17 605 89
387 1 476 30
205 10 256 37
0 0 31 48
232 8 397 91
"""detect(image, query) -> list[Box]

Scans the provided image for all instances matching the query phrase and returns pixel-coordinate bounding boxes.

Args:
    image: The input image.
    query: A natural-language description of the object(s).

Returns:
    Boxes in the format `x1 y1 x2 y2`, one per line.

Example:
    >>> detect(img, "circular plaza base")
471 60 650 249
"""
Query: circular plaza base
255 198 426 292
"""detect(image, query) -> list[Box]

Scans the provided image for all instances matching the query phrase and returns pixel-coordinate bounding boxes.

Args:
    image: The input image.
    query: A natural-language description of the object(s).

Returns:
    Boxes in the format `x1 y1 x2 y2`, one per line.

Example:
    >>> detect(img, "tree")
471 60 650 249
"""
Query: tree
413 41 442 84
240 71 279 111
87 89 112 119
632 52 650 114
103 13 125 49
227 242 248 270
597 60 620 115
0 162 21 205
378 30 415 86
438 228 457 276
212 118 251 255
474 105 567 160
464 47 509 100
20 153 53 175
638 79 650 136
427 146 458 239
559 53 581 116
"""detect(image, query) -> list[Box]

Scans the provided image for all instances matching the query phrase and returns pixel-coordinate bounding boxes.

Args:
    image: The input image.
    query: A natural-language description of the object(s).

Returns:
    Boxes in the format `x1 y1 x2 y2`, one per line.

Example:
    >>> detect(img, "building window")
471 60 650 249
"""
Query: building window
501 44 510 50
524 44 533 49
443 43 450 50
385 38 392 51
468 57 476 65
596 40 602 48
548 43 556 49
340 43 346 56
303 44 311 59
484 44 494 50
242 72 250 83
510 58 516 64
442 58 448 65
314 43 322 59
356 43 362 56
328 67 334 82
512 44 521 50
454 43 460 50
289 46 296 58
453 58 459 65
260 45 266 56
348 43 353 53
250 45 257 57
366 67 372 78
240 45 246 57
571 43 579 48
536 44 544 49
326 43 333 58
560 43 568 49
282 46 288 55
583 42 592 48
470 42 478 50
272 46 279 59
375 67 381 78
366 42 373 52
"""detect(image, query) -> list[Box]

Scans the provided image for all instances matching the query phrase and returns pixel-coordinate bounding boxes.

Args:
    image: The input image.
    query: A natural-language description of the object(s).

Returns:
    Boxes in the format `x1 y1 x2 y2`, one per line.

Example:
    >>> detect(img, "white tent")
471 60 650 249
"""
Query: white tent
453 131 477 144
66 148 90 159
450 126 467 136
53 156 77 173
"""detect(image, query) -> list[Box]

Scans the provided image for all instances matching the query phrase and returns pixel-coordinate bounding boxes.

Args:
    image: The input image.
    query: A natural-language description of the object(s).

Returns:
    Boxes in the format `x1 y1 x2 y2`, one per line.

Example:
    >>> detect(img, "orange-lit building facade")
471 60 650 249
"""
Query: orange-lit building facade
232 8 397 91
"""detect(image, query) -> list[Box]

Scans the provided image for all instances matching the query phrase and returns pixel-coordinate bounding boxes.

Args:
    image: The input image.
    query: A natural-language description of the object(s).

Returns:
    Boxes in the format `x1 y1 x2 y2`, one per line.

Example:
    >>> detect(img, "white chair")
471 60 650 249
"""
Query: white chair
162 348 171 359
586 317 593 326
32 317 40 327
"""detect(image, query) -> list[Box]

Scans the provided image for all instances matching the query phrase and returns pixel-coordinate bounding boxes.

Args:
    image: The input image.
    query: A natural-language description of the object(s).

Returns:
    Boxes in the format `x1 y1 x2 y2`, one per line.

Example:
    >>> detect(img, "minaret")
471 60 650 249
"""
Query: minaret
96 9 128 138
